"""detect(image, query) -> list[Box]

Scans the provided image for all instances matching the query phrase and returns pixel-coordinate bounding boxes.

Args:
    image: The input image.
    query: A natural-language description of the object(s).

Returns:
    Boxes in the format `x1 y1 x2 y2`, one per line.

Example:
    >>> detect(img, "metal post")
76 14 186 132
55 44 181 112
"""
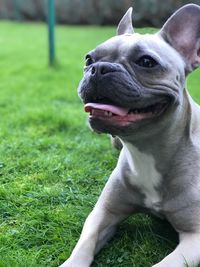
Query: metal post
47 0 56 66
14 0 22 21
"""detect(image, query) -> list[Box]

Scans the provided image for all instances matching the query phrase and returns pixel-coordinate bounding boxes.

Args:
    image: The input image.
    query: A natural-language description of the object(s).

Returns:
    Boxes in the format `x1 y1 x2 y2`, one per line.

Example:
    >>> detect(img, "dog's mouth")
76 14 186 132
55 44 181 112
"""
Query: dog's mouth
84 102 169 126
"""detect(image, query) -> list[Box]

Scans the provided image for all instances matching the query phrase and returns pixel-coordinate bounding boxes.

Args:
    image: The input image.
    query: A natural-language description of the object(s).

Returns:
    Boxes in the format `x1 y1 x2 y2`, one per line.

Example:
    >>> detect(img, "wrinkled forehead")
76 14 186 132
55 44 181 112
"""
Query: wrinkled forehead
95 33 143 54
92 33 183 65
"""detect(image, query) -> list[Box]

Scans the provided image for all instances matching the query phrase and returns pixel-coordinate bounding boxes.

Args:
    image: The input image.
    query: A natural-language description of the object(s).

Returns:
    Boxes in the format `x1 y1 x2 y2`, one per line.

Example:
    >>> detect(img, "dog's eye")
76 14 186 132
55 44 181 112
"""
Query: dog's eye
135 55 158 68
85 55 94 66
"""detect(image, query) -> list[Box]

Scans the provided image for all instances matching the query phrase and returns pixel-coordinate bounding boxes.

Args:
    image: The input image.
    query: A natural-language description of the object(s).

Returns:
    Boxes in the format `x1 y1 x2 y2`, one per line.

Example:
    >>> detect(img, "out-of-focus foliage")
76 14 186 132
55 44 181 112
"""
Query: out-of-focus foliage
133 0 200 26
0 0 200 26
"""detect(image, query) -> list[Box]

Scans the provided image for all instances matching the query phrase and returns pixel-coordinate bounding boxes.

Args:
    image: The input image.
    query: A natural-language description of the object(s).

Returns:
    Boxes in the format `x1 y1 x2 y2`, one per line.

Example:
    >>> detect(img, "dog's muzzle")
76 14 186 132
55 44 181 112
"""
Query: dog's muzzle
78 62 141 105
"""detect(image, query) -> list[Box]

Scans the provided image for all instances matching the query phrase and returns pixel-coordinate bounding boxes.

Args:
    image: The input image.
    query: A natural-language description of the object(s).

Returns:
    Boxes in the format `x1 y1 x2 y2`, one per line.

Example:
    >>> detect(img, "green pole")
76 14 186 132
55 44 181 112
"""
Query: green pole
47 0 55 66
14 0 22 21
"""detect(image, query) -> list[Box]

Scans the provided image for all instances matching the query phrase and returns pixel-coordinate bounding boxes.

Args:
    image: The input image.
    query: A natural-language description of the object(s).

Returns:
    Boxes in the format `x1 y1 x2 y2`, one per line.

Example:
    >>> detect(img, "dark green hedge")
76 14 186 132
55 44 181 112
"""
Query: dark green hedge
0 0 199 27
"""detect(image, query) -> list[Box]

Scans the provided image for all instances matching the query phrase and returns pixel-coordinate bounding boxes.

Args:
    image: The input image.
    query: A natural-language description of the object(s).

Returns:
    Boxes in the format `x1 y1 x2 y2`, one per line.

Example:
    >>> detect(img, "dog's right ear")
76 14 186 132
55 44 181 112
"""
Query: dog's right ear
117 8 134 35
159 4 200 73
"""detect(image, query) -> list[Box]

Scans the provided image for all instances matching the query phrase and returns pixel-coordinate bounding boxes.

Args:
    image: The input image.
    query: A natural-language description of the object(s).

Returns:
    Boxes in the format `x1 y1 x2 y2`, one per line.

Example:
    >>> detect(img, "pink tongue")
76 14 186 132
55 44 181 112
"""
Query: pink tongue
84 103 129 116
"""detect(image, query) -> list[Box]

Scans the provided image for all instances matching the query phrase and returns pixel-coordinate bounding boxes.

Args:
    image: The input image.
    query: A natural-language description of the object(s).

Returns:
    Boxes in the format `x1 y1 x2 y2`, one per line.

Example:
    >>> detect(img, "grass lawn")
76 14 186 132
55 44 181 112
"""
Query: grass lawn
0 21 199 267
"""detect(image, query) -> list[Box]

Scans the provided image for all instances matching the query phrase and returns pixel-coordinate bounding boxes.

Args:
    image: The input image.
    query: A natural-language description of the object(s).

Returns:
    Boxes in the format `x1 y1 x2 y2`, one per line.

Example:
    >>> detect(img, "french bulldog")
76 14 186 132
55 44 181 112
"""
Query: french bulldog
60 4 200 267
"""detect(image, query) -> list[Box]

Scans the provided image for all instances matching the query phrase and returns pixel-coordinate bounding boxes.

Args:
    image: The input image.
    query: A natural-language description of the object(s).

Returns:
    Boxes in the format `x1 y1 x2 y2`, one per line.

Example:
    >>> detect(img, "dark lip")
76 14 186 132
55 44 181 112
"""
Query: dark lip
83 94 171 109
83 96 117 106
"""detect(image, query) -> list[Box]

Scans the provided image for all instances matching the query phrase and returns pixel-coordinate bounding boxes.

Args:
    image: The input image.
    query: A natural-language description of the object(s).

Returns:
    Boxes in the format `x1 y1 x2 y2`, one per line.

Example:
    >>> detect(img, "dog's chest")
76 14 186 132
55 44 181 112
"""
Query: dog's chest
124 144 162 211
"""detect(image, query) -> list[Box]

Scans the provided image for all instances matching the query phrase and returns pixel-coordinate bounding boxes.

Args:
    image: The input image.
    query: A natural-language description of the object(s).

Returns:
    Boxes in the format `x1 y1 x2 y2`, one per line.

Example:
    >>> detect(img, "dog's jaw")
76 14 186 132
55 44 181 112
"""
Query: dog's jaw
84 102 169 127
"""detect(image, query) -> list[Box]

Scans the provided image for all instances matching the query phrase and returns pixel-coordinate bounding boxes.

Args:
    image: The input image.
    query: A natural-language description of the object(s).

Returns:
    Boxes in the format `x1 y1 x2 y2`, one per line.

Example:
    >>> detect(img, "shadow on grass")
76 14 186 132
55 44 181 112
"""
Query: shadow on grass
92 214 178 267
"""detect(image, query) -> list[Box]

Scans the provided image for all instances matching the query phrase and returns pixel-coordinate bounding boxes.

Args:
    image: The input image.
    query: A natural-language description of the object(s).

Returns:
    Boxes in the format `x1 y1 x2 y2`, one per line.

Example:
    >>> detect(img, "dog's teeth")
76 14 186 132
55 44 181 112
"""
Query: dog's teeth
104 111 111 116
104 111 113 116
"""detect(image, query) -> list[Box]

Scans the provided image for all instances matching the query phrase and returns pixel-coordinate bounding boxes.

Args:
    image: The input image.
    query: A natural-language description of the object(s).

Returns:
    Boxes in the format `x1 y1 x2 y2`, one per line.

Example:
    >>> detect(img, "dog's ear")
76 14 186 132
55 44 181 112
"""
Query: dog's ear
117 7 134 35
159 4 200 73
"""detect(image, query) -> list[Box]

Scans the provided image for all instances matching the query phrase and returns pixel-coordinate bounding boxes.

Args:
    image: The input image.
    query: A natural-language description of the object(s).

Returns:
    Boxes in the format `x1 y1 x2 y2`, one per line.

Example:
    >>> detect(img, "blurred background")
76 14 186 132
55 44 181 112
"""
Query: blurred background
0 0 200 27
0 1 200 267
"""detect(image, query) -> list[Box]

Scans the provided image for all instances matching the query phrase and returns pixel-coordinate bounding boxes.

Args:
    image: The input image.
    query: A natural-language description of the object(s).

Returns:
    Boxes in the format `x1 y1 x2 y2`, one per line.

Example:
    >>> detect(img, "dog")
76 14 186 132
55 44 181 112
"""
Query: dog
60 4 200 267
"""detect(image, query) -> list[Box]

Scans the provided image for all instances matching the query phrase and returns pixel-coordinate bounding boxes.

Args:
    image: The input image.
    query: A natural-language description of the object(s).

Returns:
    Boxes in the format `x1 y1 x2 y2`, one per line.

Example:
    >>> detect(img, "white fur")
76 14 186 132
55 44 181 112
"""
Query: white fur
123 143 162 211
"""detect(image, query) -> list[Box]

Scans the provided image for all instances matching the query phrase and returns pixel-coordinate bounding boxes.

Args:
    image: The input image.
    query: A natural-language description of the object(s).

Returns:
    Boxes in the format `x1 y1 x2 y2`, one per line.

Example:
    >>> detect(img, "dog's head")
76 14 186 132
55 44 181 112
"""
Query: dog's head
78 4 200 137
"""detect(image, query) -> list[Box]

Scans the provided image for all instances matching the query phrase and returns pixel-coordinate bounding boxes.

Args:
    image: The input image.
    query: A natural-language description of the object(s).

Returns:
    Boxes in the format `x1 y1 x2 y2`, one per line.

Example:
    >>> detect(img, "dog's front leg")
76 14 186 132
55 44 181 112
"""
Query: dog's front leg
59 171 134 267
60 209 120 267
153 232 200 267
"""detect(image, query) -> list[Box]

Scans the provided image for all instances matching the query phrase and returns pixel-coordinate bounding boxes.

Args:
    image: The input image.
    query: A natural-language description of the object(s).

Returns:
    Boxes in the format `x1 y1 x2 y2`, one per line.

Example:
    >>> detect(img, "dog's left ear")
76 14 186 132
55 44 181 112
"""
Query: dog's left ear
117 8 134 35
159 4 200 73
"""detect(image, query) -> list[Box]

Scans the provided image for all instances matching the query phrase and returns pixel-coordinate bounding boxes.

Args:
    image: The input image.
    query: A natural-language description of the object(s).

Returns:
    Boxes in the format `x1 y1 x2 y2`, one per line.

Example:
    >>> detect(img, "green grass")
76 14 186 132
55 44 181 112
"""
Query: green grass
0 21 199 267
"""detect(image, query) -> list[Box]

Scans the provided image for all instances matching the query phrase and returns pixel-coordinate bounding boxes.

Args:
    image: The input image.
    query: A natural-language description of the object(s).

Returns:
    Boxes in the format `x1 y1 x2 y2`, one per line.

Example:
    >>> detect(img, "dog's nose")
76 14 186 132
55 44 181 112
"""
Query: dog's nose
91 62 117 76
